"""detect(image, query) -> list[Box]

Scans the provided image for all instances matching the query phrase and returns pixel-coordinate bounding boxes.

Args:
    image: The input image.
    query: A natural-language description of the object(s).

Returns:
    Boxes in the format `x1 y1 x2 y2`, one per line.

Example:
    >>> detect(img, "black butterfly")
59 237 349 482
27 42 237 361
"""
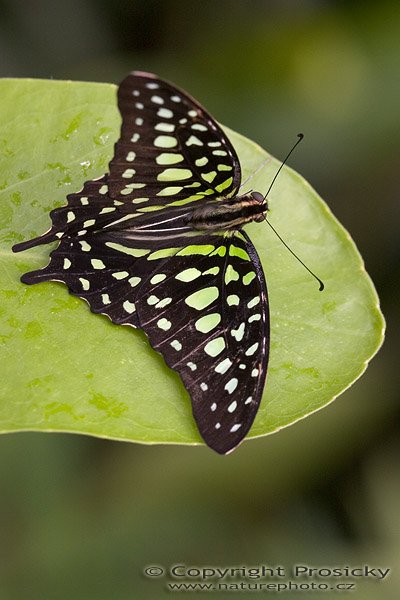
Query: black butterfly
13 71 270 454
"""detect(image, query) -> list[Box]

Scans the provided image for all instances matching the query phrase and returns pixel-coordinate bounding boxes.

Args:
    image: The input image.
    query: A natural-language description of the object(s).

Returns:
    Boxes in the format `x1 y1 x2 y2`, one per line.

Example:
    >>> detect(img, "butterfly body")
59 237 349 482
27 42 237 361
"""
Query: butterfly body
189 193 267 231
13 72 270 454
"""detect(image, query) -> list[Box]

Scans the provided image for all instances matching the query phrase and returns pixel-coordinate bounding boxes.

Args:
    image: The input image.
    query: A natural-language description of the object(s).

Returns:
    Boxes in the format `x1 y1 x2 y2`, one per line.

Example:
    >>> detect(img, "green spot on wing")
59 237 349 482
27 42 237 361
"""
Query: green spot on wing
157 186 183 196
215 176 233 193
168 195 204 206
157 168 193 181
156 153 184 165
148 248 180 260
210 245 227 257
224 264 240 284
175 268 201 282
177 245 215 256
229 244 250 261
185 287 219 310
243 271 256 285
204 337 226 357
105 243 150 257
195 313 221 333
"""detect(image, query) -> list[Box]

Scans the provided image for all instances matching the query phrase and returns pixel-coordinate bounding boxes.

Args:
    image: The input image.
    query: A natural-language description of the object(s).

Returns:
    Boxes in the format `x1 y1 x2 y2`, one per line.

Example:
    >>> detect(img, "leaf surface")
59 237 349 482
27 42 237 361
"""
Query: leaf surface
0 79 385 446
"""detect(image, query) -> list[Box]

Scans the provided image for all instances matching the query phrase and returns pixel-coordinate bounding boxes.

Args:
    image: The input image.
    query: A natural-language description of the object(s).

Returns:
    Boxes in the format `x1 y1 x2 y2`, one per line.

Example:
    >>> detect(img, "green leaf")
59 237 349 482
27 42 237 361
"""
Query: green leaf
0 78 384 447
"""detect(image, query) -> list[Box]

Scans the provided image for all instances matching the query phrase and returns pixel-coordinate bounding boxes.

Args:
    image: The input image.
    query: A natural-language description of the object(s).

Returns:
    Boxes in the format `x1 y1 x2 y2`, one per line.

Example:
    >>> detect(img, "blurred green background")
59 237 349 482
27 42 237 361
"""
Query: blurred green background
0 1 398 598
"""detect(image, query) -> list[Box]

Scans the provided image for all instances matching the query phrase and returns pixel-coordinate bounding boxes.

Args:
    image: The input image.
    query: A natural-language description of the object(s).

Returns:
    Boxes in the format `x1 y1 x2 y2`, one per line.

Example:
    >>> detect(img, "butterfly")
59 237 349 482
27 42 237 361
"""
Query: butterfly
12 71 271 454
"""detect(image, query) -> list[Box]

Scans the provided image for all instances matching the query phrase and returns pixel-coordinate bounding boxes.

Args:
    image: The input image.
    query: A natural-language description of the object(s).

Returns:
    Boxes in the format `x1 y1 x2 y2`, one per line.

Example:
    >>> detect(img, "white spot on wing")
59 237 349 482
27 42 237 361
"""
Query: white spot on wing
157 318 171 331
186 135 203 146
154 135 177 148
150 273 166 284
112 271 129 280
157 108 173 119
225 379 238 395
91 259 106 270
245 343 259 356
123 300 136 314
79 241 91 252
215 358 232 374
99 207 116 214
170 340 182 351
155 122 175 133
122 168 136 178
79 278 90 291
231 322 245 342
247 297 260 309
227 400 237 412
155 297 172 309
248 314 261 323
230 424 242 433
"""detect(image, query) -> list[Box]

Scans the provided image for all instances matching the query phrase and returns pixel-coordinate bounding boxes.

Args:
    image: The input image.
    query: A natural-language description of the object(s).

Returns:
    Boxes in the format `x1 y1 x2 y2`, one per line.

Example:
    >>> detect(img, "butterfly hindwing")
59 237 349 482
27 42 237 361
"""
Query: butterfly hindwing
20 227 269 453
135 231 269 454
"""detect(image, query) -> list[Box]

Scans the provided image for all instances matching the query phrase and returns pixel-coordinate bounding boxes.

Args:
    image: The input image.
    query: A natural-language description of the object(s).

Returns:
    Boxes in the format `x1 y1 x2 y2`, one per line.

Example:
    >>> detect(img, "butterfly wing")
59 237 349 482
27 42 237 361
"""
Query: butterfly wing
18 227 269 453
108 71 241 205
13 72 241 253
134 230 269 454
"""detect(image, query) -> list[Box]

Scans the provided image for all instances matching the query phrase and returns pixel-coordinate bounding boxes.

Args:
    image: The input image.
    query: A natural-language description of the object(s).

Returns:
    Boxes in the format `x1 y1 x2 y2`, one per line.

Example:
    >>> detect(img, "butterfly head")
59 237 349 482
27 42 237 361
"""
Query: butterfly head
247 190 269 223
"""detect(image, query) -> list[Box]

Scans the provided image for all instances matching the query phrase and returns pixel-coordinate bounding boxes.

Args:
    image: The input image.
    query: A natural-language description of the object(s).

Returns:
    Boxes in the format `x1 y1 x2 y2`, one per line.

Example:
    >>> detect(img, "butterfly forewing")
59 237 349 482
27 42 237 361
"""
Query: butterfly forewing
108 72 241 206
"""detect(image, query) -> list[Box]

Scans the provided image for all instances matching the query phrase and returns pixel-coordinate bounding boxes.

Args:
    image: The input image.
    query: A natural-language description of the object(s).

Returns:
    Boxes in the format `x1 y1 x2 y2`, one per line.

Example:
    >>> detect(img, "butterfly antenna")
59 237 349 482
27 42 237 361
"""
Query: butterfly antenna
265 217 324 291
263 133 304 200
261 133 324 291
